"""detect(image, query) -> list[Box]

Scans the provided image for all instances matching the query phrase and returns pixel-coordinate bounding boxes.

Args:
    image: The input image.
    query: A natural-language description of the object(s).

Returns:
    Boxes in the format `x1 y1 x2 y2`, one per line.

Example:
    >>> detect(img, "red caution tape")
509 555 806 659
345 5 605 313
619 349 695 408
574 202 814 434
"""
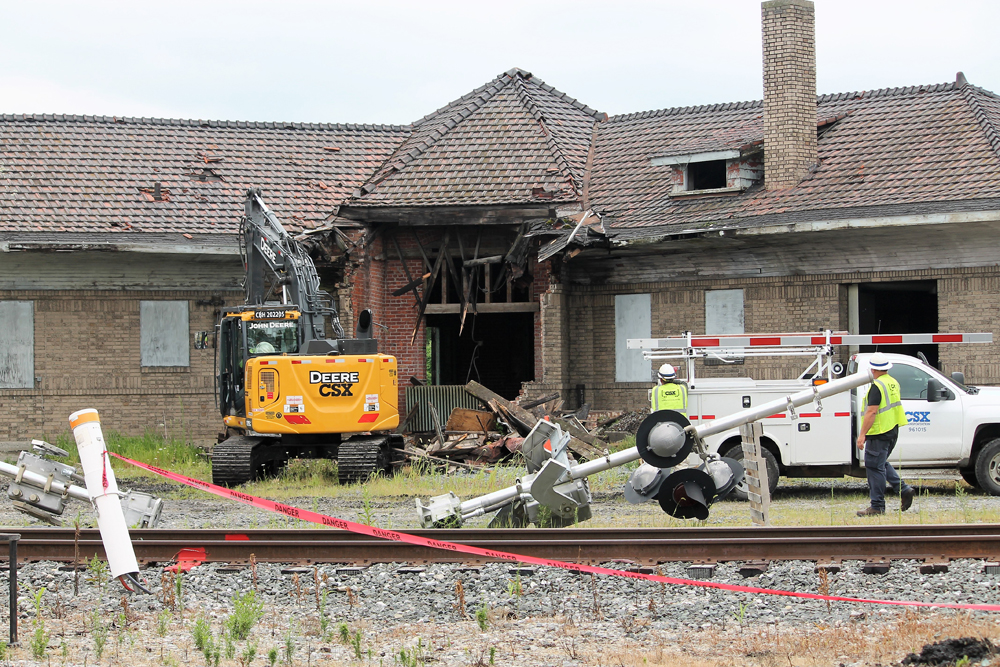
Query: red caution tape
110 453 1000 612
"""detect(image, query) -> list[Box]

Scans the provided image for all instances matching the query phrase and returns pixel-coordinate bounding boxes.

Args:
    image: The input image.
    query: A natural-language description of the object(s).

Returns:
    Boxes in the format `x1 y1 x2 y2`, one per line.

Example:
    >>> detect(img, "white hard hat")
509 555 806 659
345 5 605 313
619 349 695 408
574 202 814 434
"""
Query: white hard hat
657 363 677 380
255 341 276 354
869 353 892 371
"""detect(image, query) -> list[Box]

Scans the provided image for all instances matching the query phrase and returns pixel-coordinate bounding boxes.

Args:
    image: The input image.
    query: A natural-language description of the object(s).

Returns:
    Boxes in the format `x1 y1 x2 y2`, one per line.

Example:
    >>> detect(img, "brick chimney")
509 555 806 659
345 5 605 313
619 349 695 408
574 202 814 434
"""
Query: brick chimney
762 0 817 190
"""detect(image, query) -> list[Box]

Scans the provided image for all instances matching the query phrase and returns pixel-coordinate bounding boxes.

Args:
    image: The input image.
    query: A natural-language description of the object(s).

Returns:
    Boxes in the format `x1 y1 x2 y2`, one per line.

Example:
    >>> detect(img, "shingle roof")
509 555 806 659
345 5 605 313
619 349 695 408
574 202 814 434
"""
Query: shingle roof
588 82 1000 239
346 68 604 208
0 115 409 235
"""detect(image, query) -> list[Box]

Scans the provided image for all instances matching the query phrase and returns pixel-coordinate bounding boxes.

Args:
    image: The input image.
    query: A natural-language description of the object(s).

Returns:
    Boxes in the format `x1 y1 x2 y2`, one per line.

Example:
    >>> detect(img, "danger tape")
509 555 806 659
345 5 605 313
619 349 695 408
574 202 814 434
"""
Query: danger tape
111 453 1000 612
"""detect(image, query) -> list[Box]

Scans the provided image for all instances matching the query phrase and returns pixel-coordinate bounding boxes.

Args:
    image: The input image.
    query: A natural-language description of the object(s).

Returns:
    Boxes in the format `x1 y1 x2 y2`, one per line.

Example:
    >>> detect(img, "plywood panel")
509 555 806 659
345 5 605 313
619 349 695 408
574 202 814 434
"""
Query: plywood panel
615 293 651 382
0 301 33 388
140 301 189 367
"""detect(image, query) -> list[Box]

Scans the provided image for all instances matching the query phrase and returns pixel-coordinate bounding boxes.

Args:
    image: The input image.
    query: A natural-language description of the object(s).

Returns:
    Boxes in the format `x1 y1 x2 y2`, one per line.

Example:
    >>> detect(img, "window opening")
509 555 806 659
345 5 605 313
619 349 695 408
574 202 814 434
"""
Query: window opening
688 160 727 190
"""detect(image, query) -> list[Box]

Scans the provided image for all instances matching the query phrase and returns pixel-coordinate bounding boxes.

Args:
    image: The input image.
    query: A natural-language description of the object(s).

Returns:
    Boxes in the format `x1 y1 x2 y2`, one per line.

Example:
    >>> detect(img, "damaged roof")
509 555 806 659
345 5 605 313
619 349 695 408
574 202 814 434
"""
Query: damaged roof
345 68 604 208
0 115 409 236
589 82 1000 242
3 74 1000 247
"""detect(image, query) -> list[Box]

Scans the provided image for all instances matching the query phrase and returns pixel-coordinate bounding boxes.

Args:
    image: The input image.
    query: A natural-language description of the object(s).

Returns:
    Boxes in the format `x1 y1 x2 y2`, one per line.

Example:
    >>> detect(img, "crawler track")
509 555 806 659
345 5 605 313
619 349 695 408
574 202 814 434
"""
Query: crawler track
6 524 1000 567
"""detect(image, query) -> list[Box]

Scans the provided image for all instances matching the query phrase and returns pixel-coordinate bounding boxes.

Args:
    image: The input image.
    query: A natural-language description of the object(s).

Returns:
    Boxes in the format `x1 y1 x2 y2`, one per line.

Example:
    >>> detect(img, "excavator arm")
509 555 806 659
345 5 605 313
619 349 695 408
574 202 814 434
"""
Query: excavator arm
239 188 344 342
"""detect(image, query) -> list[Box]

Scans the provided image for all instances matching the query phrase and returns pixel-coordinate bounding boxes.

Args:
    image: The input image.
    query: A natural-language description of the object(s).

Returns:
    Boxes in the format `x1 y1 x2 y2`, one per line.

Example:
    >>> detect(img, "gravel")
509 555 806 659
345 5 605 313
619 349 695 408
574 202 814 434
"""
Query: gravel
0 475 998 665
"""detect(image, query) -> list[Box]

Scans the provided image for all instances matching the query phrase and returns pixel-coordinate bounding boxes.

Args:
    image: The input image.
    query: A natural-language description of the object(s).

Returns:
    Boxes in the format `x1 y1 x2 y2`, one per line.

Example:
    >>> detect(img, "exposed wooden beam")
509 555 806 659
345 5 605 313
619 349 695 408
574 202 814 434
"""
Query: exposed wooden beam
424 302 539 314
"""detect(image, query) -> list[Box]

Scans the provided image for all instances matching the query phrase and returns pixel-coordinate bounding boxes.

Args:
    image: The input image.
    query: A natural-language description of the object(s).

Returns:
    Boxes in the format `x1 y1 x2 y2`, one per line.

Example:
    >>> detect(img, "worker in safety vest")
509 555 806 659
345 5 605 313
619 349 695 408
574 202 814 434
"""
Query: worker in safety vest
856 353 915 516
650 364 688 416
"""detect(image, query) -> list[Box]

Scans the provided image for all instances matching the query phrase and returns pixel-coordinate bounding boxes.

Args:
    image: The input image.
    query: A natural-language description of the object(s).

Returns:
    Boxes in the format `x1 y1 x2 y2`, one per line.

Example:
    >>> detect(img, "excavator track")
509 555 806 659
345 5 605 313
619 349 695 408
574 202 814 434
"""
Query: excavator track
212 436 265 487
337 435 394 485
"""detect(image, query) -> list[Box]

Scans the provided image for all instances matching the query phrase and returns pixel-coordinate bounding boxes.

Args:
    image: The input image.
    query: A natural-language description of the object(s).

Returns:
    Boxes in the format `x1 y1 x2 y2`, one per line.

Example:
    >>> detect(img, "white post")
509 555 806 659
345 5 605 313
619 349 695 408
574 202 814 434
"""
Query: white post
69 409 140 580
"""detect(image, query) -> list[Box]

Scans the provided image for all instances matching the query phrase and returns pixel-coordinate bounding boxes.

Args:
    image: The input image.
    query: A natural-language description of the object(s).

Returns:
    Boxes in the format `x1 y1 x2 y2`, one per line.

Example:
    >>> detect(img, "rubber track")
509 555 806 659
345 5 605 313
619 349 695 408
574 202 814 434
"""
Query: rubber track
212 436 261 487
337 436 389 484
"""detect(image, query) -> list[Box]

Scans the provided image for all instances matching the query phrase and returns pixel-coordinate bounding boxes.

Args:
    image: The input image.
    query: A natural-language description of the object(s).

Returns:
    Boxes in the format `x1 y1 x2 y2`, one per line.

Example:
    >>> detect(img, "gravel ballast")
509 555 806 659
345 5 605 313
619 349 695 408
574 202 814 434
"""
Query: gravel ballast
0 476 998 665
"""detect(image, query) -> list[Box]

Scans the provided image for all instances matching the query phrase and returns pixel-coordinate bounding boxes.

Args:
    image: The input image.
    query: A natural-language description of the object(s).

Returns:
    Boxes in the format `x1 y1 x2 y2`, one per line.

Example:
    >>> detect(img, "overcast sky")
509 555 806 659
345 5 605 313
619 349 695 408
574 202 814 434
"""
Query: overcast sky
2 1 997 125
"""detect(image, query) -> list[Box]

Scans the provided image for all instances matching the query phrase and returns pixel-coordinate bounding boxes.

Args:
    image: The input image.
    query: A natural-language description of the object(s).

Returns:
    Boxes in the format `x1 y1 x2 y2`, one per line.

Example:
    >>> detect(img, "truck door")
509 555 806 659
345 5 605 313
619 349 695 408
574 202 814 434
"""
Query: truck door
888 363 963 464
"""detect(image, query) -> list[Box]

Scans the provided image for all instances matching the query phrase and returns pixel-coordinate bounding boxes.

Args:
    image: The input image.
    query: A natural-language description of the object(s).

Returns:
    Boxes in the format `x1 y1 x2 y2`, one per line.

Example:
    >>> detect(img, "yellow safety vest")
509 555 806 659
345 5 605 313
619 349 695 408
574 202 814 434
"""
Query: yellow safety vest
863 374 908 436
652 382 688 415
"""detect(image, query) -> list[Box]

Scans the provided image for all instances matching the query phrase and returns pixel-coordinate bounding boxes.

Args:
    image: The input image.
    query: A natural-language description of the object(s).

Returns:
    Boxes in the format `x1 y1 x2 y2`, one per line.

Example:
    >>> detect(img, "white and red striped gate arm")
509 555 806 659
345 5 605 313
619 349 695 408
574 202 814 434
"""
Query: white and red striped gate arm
628 332 993 350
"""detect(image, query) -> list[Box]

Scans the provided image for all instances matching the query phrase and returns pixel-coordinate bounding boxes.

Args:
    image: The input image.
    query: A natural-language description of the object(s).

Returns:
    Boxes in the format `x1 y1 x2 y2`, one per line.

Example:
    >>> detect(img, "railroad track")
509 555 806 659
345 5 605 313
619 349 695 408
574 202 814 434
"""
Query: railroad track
4 524 999 568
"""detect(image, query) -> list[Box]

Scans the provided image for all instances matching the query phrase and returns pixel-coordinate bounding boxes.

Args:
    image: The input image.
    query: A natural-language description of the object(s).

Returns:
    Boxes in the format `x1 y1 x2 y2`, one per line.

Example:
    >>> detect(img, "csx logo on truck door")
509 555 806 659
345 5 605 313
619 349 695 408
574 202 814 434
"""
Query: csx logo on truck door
906 411 930 423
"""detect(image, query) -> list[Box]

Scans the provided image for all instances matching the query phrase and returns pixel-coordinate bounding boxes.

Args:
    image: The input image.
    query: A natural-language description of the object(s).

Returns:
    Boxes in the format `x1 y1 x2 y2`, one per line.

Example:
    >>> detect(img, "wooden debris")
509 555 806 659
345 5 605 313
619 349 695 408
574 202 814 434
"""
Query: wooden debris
445 408 495 433
520 393 559 410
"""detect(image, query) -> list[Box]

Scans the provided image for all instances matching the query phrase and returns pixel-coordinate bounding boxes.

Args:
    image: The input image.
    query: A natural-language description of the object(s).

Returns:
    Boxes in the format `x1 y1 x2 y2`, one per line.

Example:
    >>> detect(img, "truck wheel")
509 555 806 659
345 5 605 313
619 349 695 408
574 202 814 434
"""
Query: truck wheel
974 438 1000 496
722 444 780 501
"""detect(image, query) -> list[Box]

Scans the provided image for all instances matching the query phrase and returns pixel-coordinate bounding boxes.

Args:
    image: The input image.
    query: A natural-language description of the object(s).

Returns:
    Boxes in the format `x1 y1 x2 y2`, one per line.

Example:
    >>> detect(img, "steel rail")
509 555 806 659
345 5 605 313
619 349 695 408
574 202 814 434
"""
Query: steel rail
5 525 1000 566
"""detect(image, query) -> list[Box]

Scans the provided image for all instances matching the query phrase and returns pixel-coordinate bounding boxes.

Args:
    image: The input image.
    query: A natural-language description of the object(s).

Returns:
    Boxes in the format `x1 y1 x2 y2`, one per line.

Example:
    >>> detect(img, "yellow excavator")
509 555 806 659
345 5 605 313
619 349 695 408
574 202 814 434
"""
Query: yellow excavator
214 189 400 486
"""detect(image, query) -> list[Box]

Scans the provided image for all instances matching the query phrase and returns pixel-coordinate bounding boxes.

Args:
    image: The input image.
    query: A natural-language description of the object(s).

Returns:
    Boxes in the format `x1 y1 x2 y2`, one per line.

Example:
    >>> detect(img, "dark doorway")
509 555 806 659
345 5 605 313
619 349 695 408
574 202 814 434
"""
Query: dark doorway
858 280 938 366
426 312 535 399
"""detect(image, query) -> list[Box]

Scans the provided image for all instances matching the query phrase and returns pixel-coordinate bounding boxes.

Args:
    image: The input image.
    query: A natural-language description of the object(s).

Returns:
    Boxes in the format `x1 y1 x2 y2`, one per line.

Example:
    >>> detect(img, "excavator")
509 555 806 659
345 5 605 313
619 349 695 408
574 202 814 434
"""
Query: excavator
214 189 401 486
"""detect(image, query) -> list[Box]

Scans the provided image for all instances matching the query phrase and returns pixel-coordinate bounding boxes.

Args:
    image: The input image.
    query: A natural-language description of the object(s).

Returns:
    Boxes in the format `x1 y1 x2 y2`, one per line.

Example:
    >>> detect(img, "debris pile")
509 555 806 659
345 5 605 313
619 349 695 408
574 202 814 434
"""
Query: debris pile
397 382 614 471
901 638 996 666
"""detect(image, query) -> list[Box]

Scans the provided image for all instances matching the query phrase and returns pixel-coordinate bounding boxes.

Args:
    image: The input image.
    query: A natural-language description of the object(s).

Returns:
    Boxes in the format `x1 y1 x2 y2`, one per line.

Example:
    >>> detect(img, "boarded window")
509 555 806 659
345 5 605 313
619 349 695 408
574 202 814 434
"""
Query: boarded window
140 301 189 367
705 289 744 334
0 301 34 388
615 294 652 382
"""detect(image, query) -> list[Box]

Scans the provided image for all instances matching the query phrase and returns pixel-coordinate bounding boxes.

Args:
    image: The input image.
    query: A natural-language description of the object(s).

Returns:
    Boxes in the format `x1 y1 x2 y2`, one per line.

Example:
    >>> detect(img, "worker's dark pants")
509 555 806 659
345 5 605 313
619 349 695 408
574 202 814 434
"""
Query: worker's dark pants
865 431 911 511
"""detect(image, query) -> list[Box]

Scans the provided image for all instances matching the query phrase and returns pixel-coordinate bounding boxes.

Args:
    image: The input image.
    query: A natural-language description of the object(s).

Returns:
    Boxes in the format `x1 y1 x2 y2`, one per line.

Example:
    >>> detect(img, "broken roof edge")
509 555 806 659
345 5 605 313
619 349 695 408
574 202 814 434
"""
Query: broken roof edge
606 80 963 124
0 113 412 133
604 202 1000 248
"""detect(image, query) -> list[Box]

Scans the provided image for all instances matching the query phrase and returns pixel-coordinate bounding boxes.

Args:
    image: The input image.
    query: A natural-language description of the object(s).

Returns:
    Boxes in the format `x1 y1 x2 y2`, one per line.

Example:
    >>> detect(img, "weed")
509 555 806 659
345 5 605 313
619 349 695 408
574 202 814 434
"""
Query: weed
454 579 467 618
955 482 970 522
506 572 523 598
351 629 363 659
475 603 489 632
91 609 108 660
0 640 7 662
225 632 236 661
30 622 49 659
192 616 212 653
267 646 279 667
732 601 748 629
226 589 264 641
86 557 109 601
338 622 350 644
175 571 185 618
237 642 258 667
357 485 377 526
489 646 496 665
318 590 331 638
284 625 296 665
157 609 172 637
956 656 971 667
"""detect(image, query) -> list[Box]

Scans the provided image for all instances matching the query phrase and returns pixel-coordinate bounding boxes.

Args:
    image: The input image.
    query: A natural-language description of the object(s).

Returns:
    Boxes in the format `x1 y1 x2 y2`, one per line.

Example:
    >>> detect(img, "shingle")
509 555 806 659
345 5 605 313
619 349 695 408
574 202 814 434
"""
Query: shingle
0 116 410 234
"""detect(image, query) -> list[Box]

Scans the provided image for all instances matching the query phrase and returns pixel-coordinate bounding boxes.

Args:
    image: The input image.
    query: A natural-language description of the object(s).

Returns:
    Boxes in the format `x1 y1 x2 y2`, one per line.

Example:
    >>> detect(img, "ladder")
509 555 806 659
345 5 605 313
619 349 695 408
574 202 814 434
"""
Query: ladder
627 330 992 383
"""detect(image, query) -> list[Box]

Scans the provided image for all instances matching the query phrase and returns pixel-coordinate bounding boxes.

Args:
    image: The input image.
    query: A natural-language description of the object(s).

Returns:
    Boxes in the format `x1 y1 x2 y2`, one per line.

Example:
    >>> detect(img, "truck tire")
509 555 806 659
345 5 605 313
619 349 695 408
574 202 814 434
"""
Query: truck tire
722 443 780 501
974 438 1000 496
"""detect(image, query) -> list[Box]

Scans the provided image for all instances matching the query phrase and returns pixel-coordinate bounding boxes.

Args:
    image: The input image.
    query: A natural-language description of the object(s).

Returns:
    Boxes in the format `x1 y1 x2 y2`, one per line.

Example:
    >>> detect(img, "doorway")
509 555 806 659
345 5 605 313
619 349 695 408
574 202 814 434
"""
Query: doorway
425 312 535 399
856 280 938 366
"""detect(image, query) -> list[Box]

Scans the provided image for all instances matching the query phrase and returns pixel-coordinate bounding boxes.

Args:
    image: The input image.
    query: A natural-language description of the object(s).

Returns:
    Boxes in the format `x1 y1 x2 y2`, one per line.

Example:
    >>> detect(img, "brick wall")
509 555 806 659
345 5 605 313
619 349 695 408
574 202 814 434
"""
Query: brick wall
0 288 237 445
537 267 1000 411
762 0 817 189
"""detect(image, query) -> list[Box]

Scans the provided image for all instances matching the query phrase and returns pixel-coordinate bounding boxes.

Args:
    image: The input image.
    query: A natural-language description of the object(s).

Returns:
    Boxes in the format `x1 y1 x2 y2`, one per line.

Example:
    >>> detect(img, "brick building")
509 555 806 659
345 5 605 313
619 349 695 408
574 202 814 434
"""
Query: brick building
4 0 1000 443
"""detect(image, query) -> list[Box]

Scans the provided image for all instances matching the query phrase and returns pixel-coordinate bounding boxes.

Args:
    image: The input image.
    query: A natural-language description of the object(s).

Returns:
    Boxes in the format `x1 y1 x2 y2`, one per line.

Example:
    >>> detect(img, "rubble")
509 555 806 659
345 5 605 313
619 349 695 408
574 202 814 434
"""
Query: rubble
394 382 614 471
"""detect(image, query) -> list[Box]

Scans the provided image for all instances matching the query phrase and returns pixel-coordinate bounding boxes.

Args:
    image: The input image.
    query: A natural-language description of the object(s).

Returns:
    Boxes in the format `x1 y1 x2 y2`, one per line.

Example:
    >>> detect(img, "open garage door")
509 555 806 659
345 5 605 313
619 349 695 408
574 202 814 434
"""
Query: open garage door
856 280 938 366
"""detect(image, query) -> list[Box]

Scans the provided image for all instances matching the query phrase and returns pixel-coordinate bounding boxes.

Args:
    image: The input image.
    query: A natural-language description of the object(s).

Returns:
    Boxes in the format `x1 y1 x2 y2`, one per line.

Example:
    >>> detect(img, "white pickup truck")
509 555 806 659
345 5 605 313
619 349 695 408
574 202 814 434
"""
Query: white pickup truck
689 352 1000 497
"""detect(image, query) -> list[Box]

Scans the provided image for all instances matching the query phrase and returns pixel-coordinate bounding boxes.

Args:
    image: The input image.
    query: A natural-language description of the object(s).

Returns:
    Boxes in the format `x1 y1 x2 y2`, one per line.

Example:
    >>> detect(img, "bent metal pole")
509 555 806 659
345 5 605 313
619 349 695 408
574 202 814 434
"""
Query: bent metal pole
69 409 140 581
452 369 875 520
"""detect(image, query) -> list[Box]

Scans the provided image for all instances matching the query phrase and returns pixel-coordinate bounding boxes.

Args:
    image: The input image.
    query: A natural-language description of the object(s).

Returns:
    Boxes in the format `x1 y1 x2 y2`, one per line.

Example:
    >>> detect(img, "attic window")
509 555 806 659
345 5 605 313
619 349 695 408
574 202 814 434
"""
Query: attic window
651 148 761 196
688 160 726 190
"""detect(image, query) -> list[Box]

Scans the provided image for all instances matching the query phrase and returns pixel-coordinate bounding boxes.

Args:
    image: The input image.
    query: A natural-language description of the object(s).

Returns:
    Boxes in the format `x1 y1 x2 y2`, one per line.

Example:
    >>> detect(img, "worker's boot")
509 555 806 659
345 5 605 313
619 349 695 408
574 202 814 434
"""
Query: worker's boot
856 506 885 517
900 487 915 512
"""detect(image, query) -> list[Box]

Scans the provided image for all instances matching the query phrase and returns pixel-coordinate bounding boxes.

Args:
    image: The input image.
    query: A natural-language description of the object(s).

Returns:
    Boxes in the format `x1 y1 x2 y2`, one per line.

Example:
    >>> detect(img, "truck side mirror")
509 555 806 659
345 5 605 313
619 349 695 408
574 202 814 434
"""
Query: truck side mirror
927 379 954 402
951 371 966 385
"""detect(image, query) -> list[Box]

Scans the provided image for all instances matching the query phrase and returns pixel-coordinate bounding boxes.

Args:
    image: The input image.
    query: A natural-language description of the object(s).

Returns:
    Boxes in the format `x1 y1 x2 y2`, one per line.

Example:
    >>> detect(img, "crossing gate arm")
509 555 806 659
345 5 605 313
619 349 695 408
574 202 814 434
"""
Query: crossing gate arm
627 332 993 351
